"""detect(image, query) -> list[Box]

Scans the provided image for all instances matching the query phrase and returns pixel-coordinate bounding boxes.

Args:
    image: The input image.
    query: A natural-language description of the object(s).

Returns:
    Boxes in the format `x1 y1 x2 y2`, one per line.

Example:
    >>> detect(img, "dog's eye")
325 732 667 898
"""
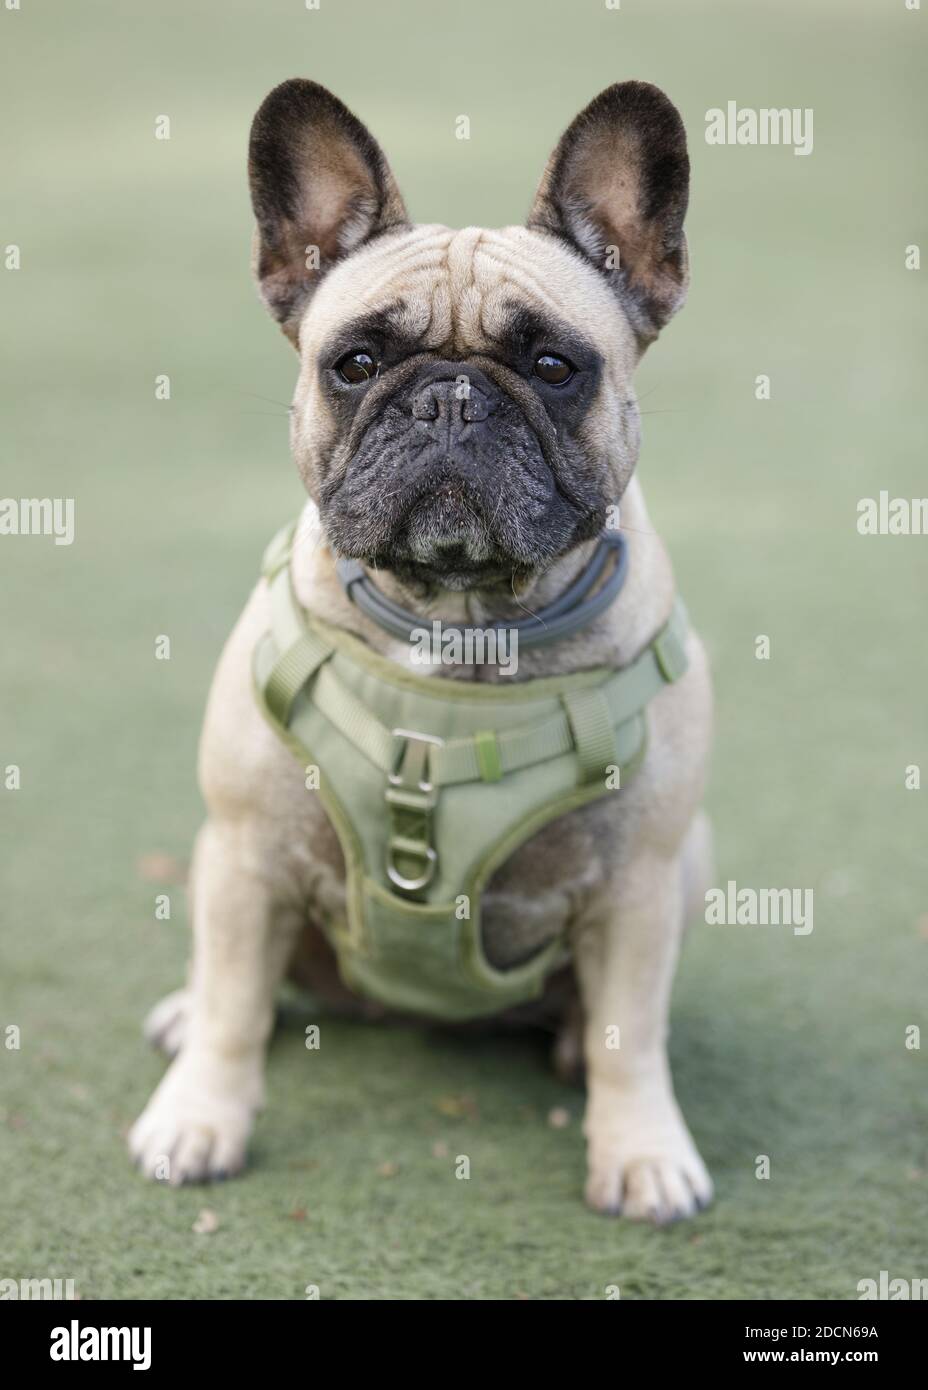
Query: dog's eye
336 351 379 384
533 353 574 385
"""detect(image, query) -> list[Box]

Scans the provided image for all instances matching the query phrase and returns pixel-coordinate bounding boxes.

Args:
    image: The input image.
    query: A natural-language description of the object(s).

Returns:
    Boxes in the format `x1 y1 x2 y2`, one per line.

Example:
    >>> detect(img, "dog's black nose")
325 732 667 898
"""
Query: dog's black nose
411 377 492 425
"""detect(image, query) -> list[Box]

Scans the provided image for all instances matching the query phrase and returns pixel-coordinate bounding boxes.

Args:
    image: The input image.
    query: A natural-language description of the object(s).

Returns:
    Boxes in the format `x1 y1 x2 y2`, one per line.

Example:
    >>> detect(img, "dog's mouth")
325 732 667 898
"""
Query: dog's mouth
322 470 547 592
392 551 521 593
380 479 528 591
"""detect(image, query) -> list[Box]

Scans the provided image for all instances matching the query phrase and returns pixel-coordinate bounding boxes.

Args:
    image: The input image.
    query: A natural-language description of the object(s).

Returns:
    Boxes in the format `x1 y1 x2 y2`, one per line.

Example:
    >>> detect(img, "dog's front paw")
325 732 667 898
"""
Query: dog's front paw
584 1084 713 1224
128 1053 261 1185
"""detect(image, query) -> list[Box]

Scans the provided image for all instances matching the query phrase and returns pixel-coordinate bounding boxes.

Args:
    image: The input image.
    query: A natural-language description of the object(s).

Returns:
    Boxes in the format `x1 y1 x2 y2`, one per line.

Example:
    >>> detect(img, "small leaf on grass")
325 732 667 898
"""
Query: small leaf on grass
435 1093 478 1120
137 852 188 884
192 1208 219 1235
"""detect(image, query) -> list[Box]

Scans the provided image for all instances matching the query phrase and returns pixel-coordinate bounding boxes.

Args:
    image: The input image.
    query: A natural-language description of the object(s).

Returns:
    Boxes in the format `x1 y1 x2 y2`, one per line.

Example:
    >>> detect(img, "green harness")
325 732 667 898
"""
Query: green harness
253 521 690 1021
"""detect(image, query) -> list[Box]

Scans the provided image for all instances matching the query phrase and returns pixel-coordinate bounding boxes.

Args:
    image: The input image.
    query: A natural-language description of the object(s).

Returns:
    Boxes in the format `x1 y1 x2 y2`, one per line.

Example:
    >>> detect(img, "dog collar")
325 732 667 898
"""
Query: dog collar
335 527 628 649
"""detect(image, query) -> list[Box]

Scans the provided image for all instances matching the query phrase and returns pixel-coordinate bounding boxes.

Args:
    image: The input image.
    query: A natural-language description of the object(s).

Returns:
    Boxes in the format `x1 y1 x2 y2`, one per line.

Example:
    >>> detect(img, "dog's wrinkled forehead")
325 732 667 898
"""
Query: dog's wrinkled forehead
300 223 634 371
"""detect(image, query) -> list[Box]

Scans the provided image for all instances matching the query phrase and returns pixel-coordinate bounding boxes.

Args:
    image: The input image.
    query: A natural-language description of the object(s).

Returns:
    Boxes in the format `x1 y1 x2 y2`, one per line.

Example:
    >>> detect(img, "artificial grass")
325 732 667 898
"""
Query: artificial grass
1 0 926 1298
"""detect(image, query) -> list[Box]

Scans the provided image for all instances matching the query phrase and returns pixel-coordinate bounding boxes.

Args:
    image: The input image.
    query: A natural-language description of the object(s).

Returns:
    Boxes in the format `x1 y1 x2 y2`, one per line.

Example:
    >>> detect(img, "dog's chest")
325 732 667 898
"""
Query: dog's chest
293 792 614 971
479 804 612 966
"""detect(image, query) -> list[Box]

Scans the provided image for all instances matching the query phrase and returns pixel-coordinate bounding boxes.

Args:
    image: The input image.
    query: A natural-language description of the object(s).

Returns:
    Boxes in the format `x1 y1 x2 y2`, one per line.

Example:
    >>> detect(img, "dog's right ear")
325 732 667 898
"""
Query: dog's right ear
248 79 408 346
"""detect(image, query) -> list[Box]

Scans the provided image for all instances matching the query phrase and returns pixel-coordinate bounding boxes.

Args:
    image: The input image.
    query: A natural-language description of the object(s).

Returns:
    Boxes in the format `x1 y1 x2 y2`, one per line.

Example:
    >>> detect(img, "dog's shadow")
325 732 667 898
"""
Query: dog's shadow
273 990 559 1087
268 986 822 1176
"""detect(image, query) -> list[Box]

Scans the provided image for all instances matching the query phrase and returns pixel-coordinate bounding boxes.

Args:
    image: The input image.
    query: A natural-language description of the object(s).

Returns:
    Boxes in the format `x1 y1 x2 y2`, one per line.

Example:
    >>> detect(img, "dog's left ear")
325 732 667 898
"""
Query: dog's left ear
248 79 408 345
528 81 690 345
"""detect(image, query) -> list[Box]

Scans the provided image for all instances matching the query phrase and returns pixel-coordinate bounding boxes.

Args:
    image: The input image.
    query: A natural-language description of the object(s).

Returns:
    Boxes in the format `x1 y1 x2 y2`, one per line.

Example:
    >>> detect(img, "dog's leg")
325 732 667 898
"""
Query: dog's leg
551 989 585 1086
681 808 714 926
554 810 712 1086
128 818 301 1184
576 845 712 1224
142 832 200 1056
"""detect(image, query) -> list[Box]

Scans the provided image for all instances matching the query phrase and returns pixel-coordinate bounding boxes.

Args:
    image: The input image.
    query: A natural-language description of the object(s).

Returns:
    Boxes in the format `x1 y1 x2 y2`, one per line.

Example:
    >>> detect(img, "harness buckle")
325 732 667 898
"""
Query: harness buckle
385 729 444 894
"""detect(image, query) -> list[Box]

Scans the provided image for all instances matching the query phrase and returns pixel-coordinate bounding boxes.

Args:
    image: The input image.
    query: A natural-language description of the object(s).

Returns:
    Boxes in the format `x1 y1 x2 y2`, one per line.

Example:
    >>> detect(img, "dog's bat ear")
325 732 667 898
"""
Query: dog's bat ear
248 79 408 345
528 81 690 345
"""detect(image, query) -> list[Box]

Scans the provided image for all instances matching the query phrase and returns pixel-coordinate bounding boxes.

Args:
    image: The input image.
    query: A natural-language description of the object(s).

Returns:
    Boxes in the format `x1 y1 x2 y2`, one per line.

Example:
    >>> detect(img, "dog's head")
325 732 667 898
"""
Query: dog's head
248 80 689 593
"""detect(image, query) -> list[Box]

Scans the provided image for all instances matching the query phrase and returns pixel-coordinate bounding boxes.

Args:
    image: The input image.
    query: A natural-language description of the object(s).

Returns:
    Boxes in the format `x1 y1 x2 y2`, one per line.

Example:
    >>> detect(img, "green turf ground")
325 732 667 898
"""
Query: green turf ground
1 0 926 1299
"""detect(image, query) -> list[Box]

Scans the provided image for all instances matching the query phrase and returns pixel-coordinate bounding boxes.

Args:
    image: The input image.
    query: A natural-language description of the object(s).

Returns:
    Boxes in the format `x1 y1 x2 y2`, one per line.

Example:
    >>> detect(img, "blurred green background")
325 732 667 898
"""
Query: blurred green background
1 0 926 1299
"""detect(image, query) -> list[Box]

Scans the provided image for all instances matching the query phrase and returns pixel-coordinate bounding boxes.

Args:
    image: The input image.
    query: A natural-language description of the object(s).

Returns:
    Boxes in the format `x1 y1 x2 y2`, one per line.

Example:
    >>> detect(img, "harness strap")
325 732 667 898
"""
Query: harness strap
260 521 690 788
263 538 333 721
307 601 687 785
265 630 332 724
563 687 618 781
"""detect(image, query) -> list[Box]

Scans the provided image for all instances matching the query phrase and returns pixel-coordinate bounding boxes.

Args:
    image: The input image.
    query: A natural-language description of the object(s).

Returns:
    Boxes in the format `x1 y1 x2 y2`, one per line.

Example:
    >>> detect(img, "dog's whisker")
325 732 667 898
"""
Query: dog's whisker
238 390 295 410
506 580 543 623
236 410 292 419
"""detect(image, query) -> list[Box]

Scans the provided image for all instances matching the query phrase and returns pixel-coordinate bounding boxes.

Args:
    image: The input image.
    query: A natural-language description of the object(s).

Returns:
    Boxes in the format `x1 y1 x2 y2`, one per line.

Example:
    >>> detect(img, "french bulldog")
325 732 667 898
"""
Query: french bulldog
129 78 714 1224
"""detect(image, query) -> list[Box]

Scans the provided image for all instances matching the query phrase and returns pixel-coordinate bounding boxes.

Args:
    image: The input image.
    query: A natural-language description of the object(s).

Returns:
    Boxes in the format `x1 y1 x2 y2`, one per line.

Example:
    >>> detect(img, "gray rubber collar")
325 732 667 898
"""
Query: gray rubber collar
336 528 628 649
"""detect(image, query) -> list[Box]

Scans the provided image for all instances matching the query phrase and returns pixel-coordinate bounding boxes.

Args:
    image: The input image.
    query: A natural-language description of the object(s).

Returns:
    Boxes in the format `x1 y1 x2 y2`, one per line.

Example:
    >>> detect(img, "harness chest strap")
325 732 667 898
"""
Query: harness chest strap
257 523 690 899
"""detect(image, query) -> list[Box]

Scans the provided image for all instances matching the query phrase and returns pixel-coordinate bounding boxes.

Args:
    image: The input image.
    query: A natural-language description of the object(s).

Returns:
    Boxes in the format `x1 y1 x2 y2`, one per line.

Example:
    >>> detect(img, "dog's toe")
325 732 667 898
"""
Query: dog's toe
621 1155 711 1225
584 1092 713 1224
129 1055 257 1185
